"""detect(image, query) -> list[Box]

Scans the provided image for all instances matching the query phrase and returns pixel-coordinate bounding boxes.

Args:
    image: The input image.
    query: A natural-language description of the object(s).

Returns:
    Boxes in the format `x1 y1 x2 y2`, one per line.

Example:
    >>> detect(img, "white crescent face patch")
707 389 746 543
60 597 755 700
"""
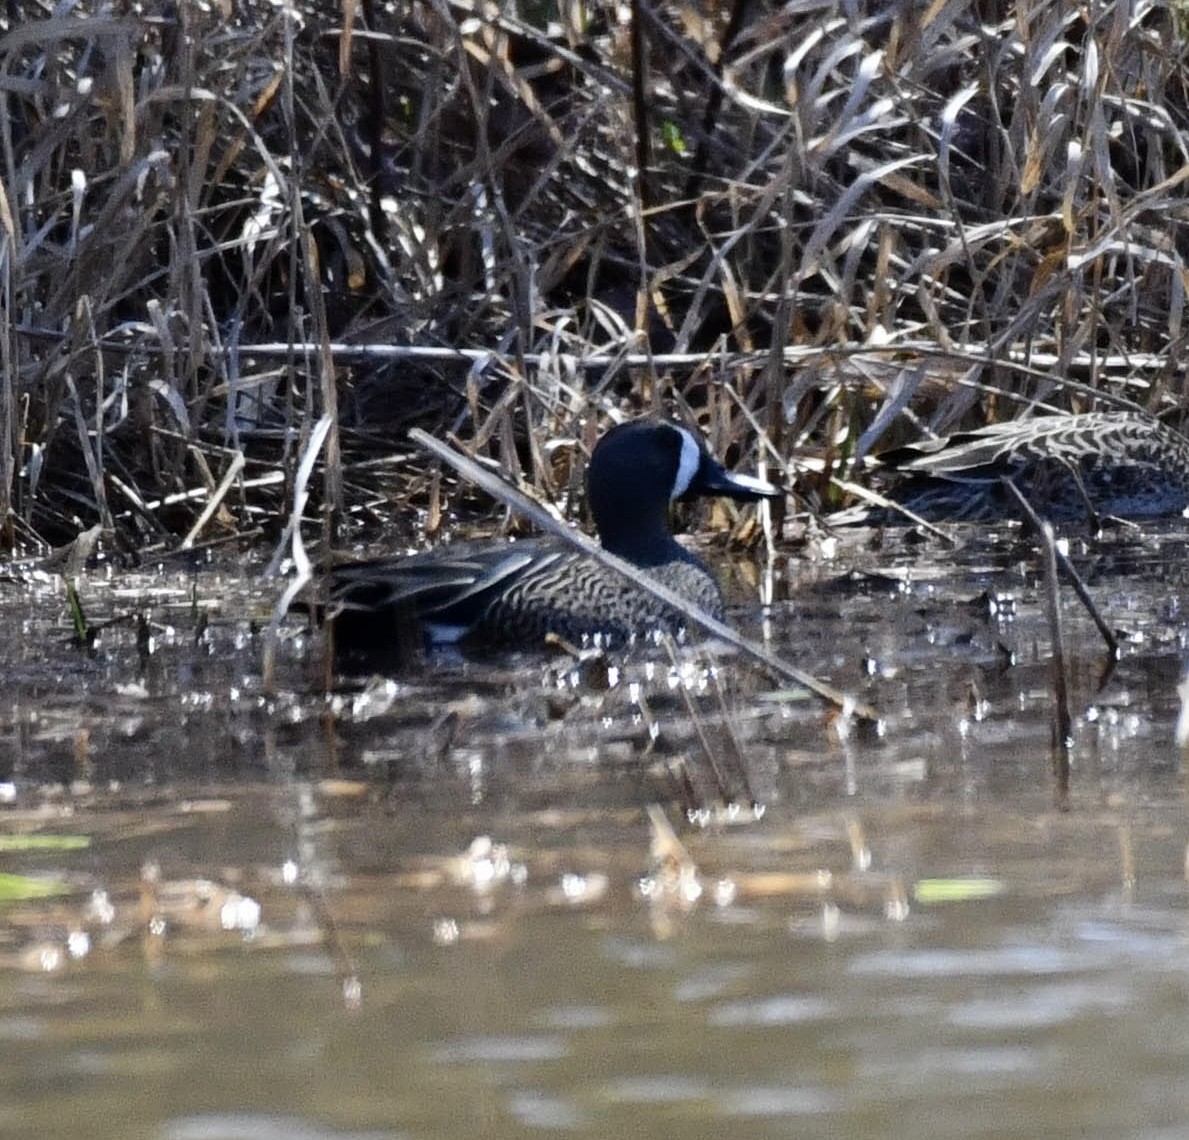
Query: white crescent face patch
671 427 702 501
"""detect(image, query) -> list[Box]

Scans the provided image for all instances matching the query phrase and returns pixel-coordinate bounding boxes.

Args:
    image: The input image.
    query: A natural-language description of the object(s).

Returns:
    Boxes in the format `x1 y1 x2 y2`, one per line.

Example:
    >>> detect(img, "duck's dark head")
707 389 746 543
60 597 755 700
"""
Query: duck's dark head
587 419 781 560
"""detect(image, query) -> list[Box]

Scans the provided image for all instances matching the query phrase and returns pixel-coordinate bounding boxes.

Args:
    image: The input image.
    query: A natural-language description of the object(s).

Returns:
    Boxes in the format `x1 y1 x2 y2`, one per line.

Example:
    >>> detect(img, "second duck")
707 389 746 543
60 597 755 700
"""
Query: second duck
872 411 1189 523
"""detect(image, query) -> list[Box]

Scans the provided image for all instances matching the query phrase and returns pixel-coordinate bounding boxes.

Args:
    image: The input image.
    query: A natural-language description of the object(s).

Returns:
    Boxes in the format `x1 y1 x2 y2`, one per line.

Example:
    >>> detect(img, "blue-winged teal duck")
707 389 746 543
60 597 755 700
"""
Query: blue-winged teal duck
877 412 1189 523
328 418 781 655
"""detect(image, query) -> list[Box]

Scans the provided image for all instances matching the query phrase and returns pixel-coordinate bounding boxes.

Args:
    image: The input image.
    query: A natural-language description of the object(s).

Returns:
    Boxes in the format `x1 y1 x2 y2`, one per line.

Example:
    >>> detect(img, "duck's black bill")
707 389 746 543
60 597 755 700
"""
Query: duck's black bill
690 457 782 502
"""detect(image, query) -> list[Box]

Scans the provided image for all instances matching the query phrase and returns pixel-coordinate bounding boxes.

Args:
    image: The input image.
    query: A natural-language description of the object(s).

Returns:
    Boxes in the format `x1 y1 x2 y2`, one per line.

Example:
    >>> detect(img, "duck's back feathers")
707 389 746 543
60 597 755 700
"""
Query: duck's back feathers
862 412 1189 523
328 537 726 653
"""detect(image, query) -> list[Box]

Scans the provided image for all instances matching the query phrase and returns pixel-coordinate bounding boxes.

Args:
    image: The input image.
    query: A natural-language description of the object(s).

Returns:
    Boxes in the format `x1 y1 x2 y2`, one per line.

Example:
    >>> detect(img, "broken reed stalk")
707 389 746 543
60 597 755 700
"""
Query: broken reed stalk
828 474 959 542
700 639 763 806
409 427 880 726
179 450 246 549
999 478 1119 658
661 633 757 809
291 866 363 1011
262 413 334 692
1040 521 1072 802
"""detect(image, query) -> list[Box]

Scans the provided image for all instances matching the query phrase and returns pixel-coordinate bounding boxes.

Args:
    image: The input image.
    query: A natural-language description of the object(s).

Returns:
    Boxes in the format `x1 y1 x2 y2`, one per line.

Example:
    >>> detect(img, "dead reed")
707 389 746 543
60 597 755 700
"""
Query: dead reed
0 0 1186 552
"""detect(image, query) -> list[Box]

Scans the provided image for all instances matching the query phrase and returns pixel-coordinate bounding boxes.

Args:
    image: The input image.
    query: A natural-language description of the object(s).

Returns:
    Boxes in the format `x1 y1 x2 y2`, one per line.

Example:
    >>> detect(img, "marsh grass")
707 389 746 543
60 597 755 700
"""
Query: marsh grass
1 0 1186 553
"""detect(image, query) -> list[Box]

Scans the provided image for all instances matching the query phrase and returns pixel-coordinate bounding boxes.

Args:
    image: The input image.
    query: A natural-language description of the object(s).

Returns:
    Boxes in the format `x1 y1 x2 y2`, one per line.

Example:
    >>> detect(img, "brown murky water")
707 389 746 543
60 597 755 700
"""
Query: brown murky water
2 522 1189 1139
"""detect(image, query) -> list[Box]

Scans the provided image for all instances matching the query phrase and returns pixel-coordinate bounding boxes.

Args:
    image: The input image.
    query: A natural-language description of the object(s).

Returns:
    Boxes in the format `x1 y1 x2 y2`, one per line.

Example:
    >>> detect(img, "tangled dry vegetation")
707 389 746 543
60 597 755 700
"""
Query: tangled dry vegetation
1 0 1187 554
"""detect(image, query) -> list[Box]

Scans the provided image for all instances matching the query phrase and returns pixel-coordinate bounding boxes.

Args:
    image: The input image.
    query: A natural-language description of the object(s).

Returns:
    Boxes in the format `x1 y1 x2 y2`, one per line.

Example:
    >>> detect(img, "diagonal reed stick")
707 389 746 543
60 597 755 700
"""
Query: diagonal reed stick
409 428 880 727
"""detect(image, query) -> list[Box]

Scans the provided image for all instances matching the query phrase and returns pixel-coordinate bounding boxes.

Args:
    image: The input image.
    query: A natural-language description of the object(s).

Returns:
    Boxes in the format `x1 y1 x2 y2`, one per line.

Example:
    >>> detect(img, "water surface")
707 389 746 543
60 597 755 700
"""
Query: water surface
1 522 1187 1139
